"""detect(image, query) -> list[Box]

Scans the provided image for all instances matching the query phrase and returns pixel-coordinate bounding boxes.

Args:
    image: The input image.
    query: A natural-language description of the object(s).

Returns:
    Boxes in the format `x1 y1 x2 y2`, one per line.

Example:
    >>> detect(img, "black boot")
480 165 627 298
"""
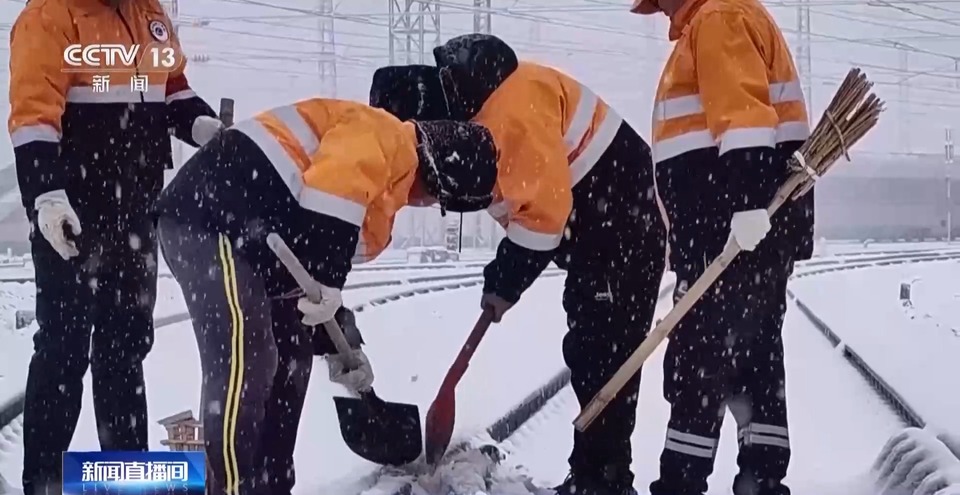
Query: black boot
733 472 791 495
553 472 638 495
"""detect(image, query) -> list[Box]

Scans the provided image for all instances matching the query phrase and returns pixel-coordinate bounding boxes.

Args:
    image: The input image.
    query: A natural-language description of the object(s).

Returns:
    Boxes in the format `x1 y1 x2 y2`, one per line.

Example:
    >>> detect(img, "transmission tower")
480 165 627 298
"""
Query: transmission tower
795 0 812 114
388 0 442 65
318 0 337 97
474 0 492 34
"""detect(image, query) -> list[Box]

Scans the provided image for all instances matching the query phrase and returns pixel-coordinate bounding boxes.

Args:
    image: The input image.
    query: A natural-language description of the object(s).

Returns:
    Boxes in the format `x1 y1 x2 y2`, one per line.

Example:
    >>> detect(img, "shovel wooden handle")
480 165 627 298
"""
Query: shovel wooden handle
265 233 363 369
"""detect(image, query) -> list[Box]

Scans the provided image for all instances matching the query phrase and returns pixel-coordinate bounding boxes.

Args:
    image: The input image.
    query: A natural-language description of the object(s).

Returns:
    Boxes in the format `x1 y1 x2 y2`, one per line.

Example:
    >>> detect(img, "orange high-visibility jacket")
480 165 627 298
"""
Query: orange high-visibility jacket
476 61 624 252
231 99 420 263
651 0 809 165
8 0 215 212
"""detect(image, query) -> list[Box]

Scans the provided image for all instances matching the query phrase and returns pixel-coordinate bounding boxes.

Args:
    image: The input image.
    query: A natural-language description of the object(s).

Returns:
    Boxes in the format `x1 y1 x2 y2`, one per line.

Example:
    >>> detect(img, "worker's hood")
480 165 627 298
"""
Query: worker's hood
432 33 519 120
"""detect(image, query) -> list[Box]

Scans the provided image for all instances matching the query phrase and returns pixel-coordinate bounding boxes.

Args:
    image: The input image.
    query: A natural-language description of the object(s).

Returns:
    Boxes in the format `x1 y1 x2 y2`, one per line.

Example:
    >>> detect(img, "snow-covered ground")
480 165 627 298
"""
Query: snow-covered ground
815 241 960 257
905 265 960 339
814 241 960 257
790 259 960 436
4 239 954 282
502 296 902 495
0 266 503 416
0 250 496 283
0 267 569 488
0 269 658 492
2 246 958 494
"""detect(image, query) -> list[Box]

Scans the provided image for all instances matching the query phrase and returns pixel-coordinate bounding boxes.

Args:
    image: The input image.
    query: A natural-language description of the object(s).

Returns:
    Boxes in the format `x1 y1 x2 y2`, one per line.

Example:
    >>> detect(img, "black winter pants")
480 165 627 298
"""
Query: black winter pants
650 161 794 495
557 123 666 490
22 216 157 495
158 217 313 495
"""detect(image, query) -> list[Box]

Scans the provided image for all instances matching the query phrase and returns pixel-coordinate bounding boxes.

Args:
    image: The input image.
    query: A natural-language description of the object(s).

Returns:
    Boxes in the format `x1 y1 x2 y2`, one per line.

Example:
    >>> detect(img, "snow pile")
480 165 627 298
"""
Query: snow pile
0 417 22 463
357 445 549 495
873 427 960 495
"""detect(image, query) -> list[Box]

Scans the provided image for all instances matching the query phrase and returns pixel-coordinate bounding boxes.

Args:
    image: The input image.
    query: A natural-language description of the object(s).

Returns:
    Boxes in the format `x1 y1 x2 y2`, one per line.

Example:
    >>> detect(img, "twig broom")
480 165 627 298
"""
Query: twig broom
573 68 886 432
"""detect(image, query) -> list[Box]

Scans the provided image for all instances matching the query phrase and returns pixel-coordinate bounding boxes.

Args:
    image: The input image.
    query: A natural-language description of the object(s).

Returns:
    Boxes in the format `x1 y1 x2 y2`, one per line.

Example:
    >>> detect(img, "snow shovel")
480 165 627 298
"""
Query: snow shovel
266 233 423 466
424 310 495 464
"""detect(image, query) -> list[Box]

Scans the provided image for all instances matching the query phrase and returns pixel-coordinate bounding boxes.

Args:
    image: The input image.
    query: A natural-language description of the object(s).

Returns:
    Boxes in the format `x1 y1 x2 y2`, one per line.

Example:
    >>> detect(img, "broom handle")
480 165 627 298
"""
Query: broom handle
265 233 362 368
573 172 805 432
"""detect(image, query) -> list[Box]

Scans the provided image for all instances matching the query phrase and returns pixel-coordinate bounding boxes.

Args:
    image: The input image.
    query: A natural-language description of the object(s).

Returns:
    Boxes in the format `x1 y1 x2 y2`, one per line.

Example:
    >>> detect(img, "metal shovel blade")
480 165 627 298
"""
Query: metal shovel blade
333 392 423 466
424 388 456 465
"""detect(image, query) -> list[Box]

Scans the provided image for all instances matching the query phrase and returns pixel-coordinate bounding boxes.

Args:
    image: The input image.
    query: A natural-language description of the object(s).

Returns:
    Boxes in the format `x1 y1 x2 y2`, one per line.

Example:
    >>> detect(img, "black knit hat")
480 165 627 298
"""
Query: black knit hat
369 65 451 121
414 120 498 213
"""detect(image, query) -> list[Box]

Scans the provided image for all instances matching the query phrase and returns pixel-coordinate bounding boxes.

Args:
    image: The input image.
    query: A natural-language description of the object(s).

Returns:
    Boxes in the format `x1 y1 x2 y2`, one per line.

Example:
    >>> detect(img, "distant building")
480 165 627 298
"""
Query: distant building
815 152 959 241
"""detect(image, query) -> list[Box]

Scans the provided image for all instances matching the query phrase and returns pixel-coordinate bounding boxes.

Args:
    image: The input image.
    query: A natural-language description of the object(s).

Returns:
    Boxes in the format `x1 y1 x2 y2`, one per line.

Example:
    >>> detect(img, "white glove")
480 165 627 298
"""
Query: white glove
728 208 771 251
34 189 81 260
191 115 224 147
327 348 374 393
296 285 343 326
937 431 960 460
874 427 960 494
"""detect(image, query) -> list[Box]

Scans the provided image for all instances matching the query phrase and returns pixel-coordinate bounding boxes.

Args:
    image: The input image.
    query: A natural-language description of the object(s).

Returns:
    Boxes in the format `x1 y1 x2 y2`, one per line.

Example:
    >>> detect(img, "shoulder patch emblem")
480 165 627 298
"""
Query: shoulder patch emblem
149 20 169 42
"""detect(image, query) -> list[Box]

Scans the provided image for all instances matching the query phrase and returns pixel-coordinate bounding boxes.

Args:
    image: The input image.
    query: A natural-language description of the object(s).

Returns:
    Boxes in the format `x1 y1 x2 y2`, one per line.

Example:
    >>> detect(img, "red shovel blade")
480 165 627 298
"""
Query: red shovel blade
424 388 456 465
423 311 494 465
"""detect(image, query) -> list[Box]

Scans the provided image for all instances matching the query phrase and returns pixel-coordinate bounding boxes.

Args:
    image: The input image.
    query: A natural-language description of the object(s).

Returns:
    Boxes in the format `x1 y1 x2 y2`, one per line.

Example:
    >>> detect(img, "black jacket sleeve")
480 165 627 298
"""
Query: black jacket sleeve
283 209 358 291
166 74 217 148
723 146 784 213
482 237 553 303
15 142 65 210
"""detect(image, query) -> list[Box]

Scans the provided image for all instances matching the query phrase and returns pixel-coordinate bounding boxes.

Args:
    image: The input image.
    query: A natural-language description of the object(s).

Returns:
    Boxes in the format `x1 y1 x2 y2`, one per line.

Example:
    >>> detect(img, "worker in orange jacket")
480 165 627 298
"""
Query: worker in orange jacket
371 34 667 495
154 98 497 495
8 1 220 493
630 0 815 493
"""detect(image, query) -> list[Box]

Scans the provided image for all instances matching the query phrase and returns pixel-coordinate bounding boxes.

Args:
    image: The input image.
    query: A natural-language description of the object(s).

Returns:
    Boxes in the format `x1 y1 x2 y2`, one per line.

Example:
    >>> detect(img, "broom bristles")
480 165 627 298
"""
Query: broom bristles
789 68 884 195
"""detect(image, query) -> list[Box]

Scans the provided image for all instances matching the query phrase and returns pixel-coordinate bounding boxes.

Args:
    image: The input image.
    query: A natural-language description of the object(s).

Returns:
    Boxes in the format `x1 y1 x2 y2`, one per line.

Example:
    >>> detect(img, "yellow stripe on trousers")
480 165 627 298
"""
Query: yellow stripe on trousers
217 234 245 495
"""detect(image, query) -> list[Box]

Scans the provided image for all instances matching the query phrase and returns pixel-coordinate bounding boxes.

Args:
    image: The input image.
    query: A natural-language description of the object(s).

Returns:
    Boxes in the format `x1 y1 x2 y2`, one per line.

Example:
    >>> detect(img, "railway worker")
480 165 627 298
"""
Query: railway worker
628 0 816 492
370 33 668 495
8 0 221 492
153 97 498 495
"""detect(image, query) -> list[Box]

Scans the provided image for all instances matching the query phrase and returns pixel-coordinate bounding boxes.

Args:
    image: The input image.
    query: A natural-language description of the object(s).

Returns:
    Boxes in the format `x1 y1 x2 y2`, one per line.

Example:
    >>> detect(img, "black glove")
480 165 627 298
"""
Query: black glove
480 293 515 323
482 238 552 304
311 306 365 356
